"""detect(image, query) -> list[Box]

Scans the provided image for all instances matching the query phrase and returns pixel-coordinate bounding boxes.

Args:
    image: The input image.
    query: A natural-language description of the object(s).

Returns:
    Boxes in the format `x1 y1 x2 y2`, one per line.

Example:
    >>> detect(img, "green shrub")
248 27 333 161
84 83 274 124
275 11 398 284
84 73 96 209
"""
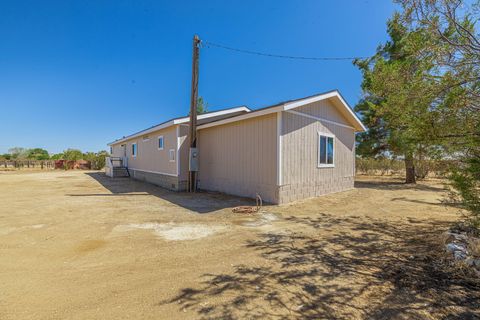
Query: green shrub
83 151 109 170
449 155 480 229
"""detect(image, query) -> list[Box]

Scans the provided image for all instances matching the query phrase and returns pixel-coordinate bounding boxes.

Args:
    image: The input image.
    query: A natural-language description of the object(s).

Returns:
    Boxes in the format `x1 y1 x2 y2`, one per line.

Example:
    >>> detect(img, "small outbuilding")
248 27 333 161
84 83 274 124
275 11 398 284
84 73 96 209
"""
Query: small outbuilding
107 90 366 204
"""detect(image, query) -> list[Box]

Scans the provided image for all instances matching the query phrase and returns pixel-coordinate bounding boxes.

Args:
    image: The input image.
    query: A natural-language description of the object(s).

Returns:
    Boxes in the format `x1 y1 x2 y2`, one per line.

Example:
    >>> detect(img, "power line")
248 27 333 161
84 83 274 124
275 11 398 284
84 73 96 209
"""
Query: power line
202 40 370 61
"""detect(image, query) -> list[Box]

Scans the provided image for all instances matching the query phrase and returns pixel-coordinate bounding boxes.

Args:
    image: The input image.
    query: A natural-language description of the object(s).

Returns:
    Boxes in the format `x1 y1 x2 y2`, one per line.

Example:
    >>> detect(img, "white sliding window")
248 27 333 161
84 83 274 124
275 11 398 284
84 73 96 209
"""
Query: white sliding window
132 143 137 158
158 136 164 150
318 132 334 167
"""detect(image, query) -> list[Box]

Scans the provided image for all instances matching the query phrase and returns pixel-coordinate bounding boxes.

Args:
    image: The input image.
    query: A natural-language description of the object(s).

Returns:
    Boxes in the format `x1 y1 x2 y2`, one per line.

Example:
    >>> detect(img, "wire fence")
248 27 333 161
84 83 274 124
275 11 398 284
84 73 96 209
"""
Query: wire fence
0 160 57 170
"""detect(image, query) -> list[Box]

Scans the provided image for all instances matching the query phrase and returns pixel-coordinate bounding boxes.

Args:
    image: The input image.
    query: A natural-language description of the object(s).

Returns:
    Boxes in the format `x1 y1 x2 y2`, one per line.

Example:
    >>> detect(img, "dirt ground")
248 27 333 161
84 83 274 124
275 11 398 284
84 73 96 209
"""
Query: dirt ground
1 170 479 319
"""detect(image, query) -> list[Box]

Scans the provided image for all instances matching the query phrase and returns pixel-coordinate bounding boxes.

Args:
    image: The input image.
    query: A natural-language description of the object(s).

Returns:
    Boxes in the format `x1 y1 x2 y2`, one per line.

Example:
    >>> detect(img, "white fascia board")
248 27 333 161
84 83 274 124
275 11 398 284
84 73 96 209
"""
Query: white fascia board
197 106 283 130
283 91 366 132
283 91 339 111
108 106 251 146
173 106 251 124
333 93 367 132
108 121 176 146
197 91 366 132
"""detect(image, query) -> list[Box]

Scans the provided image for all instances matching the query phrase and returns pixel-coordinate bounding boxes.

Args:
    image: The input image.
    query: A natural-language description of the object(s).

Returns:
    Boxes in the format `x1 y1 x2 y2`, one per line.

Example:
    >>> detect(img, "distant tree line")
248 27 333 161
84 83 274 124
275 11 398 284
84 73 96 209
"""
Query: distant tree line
0 147 109 170
1 147 50 160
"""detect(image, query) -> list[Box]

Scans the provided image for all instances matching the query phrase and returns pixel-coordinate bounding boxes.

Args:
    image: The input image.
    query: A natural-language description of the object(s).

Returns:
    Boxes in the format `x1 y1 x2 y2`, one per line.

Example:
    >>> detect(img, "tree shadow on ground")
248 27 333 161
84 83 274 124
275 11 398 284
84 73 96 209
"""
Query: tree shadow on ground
68 172 260 214
391 196 459 208
160 214 480 319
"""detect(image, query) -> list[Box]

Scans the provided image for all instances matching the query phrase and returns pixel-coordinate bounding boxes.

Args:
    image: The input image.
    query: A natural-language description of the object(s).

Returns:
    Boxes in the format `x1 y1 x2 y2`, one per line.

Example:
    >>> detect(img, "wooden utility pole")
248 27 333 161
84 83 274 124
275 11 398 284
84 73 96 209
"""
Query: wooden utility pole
188 35 200 192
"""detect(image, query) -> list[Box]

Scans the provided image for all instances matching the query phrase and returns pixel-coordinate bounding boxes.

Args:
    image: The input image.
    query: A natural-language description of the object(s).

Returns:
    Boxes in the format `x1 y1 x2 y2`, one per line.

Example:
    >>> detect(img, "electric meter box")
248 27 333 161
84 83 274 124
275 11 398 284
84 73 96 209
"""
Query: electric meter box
189 147 199 171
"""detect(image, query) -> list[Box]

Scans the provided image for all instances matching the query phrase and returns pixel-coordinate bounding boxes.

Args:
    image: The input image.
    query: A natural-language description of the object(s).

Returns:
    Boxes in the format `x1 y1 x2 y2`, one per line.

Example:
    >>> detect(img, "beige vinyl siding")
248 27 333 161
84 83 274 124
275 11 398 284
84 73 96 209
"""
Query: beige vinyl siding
296 97 353 124
111 144 125 158
111 126 178 176
279 99 355 203
178 125 190 182
197 114 278 203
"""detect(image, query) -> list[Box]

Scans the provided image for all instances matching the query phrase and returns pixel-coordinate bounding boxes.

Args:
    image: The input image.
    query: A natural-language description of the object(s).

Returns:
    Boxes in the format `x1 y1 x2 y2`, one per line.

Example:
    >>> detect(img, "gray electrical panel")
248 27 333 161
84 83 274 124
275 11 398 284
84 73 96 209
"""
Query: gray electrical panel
189 147 199 171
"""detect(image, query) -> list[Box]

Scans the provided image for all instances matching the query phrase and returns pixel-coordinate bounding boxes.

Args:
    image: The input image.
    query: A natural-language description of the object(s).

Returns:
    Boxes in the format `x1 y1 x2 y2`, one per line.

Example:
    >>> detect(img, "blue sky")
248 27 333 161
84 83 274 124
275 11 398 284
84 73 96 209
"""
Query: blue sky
0 0 397 154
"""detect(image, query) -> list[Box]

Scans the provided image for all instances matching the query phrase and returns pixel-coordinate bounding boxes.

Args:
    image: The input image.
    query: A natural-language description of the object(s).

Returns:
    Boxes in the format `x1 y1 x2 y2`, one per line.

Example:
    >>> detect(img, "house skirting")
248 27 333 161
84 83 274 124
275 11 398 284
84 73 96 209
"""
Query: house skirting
276 176 354 204
126 170 353 203
128 169 187 191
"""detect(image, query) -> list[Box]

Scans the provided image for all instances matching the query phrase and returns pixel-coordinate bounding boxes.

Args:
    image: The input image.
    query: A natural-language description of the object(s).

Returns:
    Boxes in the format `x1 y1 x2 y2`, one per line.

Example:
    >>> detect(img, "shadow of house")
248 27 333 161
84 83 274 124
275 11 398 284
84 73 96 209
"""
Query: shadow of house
160 214 480 319
69 172 262 214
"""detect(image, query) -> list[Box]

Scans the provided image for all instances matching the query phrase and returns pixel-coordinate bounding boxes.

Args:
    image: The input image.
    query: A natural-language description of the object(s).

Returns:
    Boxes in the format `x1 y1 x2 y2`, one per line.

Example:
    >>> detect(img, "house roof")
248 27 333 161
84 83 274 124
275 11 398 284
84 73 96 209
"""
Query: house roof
108 90 366 146
108 106 251 145
197 90 366 132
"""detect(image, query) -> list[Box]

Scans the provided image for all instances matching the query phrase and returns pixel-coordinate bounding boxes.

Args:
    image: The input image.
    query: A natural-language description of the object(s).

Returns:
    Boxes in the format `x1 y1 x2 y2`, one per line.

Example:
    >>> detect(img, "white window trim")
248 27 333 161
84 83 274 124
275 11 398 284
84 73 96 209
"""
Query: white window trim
317 132 335 168
158 135 164 150
132 142 137 158
169 149 175 162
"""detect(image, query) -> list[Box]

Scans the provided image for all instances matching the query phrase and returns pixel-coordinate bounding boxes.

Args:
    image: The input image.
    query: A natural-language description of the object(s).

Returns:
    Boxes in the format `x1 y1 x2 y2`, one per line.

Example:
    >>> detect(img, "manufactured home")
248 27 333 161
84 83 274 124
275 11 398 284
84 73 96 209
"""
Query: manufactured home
107 90 366 204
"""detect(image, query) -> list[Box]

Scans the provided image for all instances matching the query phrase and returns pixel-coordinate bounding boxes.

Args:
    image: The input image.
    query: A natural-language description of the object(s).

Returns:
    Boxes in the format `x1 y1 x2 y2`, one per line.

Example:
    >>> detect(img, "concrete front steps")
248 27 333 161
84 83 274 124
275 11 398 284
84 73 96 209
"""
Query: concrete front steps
112 167 130 177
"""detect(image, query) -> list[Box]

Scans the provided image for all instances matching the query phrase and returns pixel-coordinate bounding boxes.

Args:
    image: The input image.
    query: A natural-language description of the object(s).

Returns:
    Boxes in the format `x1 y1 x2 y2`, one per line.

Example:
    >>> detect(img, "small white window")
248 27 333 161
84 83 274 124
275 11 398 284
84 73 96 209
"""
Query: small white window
318 133 334 167
132 143 137 157
158 136 164 150
169 149 175 162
